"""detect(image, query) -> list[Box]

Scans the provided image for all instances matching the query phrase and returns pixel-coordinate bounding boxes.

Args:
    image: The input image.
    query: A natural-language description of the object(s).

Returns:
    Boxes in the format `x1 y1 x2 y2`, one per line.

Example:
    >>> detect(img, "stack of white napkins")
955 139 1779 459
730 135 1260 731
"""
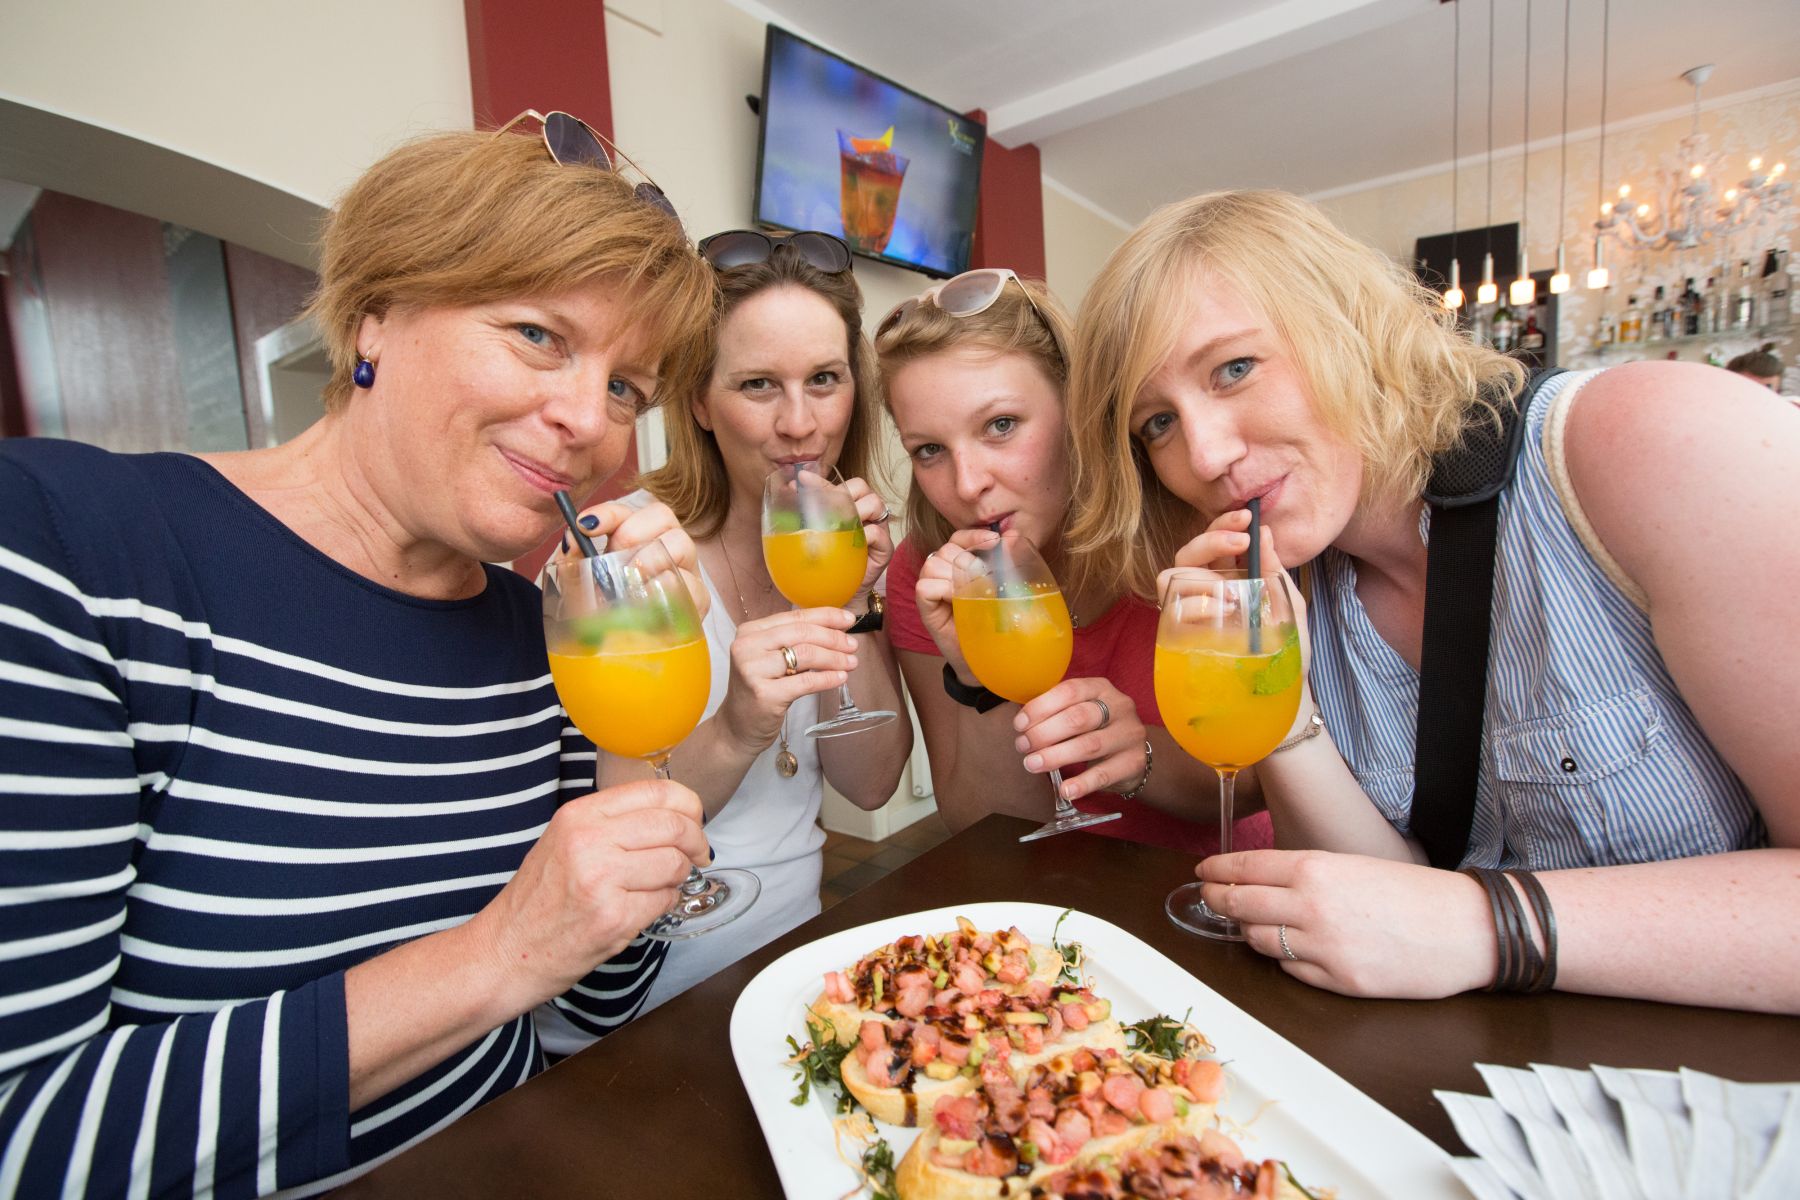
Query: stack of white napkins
1437 1064 1800 1200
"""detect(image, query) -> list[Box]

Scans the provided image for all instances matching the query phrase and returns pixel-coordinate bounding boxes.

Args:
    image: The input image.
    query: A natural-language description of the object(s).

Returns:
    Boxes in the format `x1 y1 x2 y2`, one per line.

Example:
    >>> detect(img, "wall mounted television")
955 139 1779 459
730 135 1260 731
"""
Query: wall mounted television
752 25 985 279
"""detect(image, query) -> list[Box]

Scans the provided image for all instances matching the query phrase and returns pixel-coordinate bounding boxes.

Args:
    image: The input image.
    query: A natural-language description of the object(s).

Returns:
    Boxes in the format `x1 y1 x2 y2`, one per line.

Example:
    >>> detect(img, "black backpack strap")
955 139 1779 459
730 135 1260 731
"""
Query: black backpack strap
1410 367 1565 869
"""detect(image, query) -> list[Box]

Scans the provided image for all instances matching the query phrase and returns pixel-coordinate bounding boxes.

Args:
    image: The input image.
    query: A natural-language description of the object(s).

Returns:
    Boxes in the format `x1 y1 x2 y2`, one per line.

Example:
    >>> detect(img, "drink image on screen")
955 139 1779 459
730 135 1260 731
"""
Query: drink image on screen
836 126 909 254
543 541 759 940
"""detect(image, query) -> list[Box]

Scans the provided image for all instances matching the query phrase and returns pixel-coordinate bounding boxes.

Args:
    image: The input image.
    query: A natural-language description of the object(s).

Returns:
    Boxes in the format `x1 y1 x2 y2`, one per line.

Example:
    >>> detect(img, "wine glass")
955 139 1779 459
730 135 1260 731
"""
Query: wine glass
1155 567 1302 940
761 461 899 738
949 529 1123 843
542 540 759 940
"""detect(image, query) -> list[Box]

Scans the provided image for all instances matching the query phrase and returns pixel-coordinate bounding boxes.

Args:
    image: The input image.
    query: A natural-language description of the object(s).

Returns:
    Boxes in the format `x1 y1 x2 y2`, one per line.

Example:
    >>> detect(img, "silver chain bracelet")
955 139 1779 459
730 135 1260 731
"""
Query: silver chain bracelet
1118 739 1153 800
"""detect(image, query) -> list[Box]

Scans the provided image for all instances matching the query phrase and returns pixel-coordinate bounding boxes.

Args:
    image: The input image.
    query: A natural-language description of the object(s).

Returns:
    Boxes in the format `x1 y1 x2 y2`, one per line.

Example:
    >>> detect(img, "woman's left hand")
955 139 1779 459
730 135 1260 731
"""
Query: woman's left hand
554 499 709 620
841 476 895 600
1196 850 1496 999
1012 677 1150 804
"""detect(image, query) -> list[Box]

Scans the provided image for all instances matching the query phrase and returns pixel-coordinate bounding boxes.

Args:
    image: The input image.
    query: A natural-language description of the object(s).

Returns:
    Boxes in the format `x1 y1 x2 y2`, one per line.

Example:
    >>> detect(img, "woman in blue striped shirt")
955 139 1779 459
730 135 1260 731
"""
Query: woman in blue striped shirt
0 120 716 1196
1067 190 1799 1013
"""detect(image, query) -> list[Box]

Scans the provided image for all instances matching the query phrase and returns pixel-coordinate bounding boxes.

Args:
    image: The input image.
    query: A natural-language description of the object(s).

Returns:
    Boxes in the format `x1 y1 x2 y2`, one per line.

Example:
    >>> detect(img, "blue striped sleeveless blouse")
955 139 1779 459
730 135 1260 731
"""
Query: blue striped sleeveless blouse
1305 368 1763 869
0 440 664 1199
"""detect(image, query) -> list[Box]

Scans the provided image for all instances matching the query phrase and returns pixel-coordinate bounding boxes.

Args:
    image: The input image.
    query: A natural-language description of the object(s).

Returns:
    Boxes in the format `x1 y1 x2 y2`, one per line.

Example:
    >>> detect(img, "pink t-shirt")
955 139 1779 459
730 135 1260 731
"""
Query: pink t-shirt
885 540 1274 858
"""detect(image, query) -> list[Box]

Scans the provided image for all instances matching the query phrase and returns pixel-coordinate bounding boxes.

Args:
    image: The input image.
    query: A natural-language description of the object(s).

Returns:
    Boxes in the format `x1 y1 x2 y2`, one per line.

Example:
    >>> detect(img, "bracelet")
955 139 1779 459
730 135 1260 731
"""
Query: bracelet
941 661 1006 713
1268 707 1325 755
1461 867 1555 993
1118 739 1153 800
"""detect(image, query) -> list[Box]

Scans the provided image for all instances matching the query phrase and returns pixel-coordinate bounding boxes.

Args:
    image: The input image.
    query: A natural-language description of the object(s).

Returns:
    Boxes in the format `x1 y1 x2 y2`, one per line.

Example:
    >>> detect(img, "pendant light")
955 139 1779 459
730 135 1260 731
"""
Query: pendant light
1477 0 1499 306
1586 0 1612 289
1444 0 1465 309
1511 0 1538 306
1548 0 1573 292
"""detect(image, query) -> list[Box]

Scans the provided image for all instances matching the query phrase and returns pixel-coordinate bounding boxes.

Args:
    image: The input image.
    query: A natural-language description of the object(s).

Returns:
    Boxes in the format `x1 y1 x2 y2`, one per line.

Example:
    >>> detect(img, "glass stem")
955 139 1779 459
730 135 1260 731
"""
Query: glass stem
1216 768 1238 857
834 680 860 716
652 754 708 897
1048 767 1075 818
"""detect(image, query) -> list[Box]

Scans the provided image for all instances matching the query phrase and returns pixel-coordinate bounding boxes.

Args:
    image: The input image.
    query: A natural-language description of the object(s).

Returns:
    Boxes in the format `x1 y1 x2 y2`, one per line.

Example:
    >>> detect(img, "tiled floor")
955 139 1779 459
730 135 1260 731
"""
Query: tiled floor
819 812 952 910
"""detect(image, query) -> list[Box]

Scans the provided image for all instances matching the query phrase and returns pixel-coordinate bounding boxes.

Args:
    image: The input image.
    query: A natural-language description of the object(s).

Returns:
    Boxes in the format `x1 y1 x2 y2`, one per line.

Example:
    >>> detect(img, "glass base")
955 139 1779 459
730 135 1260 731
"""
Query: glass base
644 868 761 941
806 706 899 739
1165 881 1245 941
1018 808 1123 843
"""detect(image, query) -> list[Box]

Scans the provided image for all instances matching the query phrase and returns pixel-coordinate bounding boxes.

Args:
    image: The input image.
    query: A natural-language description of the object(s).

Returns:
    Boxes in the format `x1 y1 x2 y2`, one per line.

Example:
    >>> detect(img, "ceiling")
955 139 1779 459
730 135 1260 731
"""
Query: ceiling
737 0 1800 228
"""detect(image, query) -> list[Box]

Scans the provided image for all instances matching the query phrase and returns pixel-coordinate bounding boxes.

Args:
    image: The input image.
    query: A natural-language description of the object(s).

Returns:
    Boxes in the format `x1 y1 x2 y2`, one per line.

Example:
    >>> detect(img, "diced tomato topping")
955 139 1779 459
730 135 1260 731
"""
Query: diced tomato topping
1025 979 1053 1006
996 950 1030 985
1096 1108 1131 1137
1025 1086 1057 1122
1025 1118 1071 1165
894 984 932 1017
951 962 986 994
1101 1072 1145 1114
823 970 855 1003
1053 1108 1093 1151
858 1020 887 1052
933 1092 982 1140
938 1038 970 1066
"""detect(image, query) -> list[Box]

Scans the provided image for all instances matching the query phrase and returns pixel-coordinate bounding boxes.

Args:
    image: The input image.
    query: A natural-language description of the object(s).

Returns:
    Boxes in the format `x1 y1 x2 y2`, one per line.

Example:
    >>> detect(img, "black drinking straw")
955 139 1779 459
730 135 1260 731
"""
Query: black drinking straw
555 491 598 558
1246 496 1263 654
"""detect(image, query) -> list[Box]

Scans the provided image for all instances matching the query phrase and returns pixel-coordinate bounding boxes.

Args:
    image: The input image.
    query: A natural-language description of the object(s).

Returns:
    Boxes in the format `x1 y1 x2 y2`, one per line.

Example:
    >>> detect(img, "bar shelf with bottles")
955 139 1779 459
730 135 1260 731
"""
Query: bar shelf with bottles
1591 248 1791 360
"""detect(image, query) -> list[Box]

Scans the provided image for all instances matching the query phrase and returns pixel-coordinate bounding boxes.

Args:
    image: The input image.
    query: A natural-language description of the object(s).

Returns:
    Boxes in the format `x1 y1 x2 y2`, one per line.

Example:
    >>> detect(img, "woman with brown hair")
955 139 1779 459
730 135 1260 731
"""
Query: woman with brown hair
1068 188 1800 1012
875 269 1269 855
600 230 911 1011
0 115 718 1196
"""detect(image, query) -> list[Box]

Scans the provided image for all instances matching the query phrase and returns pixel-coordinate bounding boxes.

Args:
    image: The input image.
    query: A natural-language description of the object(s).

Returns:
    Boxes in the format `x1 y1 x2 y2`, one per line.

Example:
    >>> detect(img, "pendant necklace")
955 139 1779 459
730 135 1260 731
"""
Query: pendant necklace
719 536 799 778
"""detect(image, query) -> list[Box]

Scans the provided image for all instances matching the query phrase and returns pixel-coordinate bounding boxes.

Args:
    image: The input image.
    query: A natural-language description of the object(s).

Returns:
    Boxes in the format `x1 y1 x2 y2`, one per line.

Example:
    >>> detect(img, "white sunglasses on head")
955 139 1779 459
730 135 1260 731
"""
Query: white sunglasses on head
876 269 1065 364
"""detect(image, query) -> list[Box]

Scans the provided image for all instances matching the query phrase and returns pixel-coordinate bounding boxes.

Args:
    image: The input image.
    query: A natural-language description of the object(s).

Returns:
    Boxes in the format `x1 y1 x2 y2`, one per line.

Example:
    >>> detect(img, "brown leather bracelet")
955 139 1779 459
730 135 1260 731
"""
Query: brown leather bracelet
1507 869 1558 993
1463 868 1513 992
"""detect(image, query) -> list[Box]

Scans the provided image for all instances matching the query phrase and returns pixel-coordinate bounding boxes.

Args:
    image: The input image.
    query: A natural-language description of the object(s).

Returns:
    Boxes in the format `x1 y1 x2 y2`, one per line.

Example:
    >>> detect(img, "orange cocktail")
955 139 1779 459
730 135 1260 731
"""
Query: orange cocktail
763 528 867 609
548 634 710 762
1154 625 1302 771
952 584 1074 705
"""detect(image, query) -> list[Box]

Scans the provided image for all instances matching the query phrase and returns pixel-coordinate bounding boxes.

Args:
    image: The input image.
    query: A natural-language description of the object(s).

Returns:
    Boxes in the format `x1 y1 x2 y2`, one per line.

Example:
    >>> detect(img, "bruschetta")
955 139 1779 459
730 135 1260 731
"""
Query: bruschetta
893 1046 1224 1200
838 979 1126 1126
812 917 1068 1046
1025 1129 1314 1199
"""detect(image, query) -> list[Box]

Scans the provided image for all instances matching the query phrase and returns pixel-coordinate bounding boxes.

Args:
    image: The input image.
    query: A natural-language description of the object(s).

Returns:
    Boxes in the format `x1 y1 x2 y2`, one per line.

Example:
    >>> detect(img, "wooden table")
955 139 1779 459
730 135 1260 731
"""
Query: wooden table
336 815 1800 1197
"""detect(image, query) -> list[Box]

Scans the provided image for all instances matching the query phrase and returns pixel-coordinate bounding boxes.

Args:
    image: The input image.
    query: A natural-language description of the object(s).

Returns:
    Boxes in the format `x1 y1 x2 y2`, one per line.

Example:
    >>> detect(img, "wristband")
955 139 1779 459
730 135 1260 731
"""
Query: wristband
847 590 884 635
941 661 1006 713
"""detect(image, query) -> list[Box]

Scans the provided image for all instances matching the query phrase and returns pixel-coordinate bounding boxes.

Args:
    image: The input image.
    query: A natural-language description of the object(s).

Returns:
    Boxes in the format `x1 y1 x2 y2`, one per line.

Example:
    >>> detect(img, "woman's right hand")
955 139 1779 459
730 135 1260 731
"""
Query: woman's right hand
472 779 708 1002
915 530 991 685
716 607 859 754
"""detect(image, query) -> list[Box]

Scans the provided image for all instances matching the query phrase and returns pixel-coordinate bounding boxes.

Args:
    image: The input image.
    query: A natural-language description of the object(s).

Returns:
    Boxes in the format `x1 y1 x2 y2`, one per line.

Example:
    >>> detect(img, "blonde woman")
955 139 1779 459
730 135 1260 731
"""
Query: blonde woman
1068 189 1800 1012
876 269 1271 855
593 231 911 1012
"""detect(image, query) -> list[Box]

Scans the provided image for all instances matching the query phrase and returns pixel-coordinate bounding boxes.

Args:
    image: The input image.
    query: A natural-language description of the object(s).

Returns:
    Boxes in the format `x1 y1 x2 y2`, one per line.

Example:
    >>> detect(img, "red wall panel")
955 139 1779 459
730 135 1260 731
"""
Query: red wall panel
966 110 1046 281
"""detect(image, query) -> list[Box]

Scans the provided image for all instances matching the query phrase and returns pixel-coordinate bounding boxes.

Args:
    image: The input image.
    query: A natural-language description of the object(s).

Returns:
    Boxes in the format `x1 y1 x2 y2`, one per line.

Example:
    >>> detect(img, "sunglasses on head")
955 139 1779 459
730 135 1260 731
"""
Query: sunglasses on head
877 268 1066 363
492 108 679 223
698 229 853 274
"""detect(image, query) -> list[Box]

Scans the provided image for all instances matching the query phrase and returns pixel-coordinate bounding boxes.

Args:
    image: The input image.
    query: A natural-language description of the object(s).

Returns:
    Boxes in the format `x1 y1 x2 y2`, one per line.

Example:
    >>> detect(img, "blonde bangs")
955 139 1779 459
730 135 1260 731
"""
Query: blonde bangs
307 130 714 413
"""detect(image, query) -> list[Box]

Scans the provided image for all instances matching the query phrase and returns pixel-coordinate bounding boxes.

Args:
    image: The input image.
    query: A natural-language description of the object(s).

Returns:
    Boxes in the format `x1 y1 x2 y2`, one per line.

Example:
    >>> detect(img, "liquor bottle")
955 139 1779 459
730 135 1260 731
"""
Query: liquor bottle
1491 297 1518 353
1733 261 1756 330
1758 249 1789 327
1647 286 1668 341
1518 311 1546 356
1683 278 1703 336
1595 311 1617 349
1619 295 1644 343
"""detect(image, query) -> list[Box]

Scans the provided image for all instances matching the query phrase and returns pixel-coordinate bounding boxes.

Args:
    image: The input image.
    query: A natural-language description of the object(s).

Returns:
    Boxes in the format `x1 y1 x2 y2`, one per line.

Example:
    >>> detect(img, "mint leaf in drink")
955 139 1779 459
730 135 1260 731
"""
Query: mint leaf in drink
766 509 805 534
1251 627 1301 696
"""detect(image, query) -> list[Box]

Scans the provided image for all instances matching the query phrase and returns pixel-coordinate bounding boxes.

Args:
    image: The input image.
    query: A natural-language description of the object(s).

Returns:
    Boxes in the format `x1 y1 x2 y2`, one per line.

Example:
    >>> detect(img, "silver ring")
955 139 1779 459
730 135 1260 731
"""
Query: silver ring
1091 697 1111 729
871 508 891 523
1278 924 1298 962
780 645 799 676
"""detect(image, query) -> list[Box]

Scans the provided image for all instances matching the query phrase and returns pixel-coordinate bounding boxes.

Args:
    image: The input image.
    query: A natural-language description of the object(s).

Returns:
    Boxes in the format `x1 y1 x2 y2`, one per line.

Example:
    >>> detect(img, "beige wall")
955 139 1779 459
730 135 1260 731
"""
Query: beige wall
1317 82 1800 370
0 0 473 207
1042 181 1131 311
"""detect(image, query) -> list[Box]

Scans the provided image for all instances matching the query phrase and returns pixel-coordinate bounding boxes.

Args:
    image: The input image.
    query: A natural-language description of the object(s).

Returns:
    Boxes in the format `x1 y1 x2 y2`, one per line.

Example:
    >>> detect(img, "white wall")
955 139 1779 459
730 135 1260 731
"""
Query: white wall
0 0 473 208
1042 180 1132 311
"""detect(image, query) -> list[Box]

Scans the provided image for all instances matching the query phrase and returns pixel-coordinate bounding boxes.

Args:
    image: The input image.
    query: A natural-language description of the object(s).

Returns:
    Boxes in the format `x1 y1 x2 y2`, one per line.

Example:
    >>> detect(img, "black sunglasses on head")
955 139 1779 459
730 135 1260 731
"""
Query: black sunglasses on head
698 229 853 274
492 109 679 223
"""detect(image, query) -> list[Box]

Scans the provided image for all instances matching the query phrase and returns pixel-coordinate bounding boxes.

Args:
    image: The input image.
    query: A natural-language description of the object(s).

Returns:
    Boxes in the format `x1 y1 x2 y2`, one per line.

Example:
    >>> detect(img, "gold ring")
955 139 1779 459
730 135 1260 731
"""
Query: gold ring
780 645 799 676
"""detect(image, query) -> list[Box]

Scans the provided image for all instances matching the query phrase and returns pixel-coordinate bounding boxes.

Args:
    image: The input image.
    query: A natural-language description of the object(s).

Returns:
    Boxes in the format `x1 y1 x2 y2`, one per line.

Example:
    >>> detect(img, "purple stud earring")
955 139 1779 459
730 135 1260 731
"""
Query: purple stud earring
353 358 376 389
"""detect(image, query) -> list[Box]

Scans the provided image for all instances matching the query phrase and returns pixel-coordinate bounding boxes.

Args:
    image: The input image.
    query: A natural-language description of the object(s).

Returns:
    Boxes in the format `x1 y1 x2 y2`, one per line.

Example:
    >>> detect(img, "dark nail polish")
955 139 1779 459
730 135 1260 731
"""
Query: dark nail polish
560 535 570 553
578 514 599 530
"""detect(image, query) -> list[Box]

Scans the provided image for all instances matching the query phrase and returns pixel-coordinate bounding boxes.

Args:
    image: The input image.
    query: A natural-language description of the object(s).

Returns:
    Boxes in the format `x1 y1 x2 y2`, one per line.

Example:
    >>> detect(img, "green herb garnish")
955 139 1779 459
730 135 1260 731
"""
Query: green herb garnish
1124 1009 1197 1060
861 1137 899 1200
1050 908 1084 987
1281 1160 1322 1199
785 1017 854 1112
1250 626 1301 696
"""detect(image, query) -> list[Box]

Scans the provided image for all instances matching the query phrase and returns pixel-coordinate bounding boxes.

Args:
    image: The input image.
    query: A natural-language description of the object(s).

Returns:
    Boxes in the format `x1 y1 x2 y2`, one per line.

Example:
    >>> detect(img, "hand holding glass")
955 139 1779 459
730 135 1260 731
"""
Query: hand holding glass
761 461 898 738
542 541 759 939
1155 568 1303 939
949 529 1122 842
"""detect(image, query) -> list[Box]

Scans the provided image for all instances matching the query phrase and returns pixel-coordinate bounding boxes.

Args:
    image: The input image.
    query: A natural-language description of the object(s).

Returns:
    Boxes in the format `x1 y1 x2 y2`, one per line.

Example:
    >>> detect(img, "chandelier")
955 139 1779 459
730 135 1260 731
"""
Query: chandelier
1595 65 1789 256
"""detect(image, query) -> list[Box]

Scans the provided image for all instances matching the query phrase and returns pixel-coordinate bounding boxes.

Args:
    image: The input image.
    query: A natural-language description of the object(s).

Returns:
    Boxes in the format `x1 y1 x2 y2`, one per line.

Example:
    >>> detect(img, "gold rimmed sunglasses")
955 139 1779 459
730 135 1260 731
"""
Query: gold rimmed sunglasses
492 108 678 223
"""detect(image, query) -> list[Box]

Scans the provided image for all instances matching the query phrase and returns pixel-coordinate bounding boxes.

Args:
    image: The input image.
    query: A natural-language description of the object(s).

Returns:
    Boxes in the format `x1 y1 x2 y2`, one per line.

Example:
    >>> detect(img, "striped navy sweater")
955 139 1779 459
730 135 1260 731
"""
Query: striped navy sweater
0 439 664 1198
